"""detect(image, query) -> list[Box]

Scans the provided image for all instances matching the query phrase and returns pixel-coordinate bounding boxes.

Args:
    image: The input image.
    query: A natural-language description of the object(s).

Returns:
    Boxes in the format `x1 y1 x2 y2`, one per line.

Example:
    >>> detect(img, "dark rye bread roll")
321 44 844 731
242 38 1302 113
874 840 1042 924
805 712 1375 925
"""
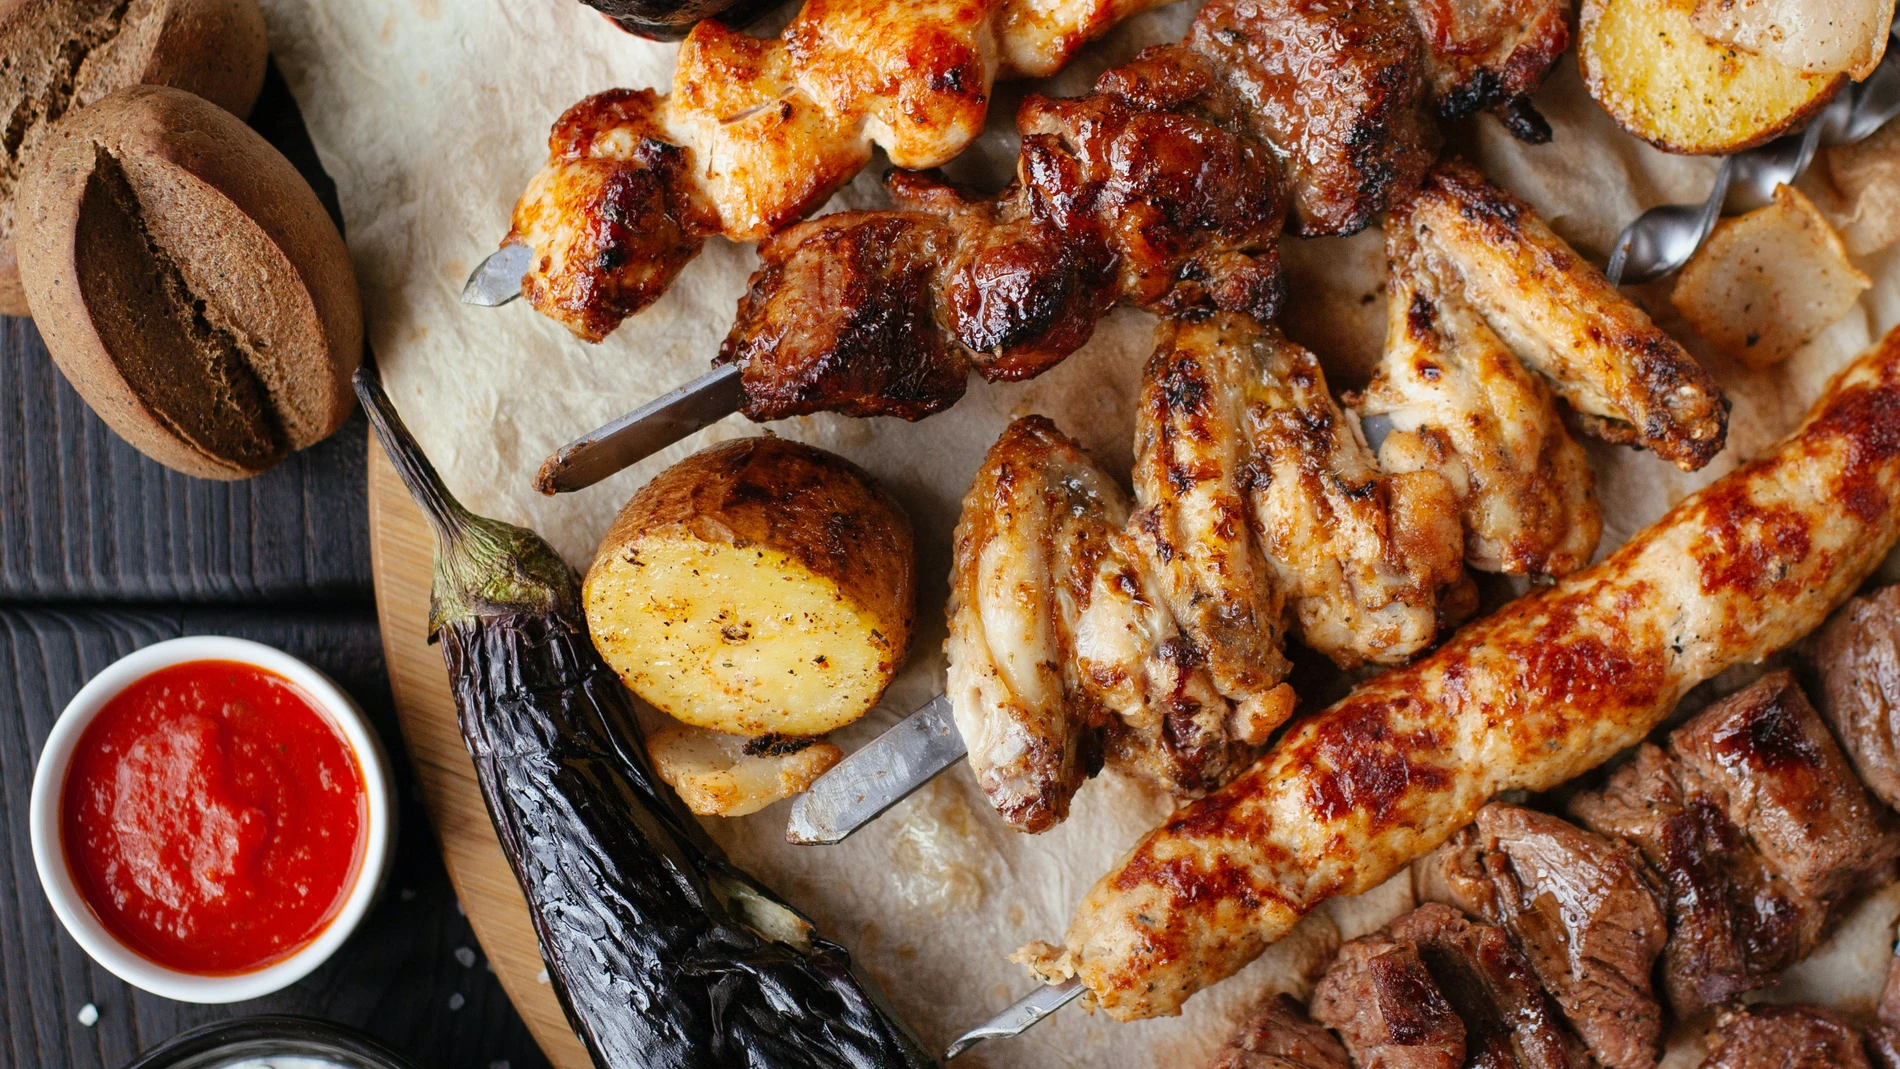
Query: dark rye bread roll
0 0 268 316
16 85 362 480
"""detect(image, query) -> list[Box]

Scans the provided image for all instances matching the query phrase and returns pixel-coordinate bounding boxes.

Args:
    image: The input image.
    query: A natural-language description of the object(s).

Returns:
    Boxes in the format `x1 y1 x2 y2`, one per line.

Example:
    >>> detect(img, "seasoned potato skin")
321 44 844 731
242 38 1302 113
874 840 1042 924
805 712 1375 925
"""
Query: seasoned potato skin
585 435 916 734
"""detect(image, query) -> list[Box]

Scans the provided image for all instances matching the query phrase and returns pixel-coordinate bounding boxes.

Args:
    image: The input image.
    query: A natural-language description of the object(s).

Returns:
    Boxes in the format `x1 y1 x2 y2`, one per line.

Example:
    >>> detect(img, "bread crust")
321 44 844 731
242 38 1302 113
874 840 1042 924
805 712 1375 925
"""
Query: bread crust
0 0 268 314
16 84 360 479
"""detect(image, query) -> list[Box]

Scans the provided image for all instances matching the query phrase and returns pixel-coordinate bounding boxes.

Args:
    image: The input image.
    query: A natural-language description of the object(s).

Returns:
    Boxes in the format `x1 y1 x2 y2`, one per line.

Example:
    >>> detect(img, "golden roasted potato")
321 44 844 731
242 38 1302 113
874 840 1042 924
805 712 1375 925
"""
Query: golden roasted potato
1673 184 1870 367
1820 119 1900 256
585 435 915 737
1581 0 1844 154
646 723 844 817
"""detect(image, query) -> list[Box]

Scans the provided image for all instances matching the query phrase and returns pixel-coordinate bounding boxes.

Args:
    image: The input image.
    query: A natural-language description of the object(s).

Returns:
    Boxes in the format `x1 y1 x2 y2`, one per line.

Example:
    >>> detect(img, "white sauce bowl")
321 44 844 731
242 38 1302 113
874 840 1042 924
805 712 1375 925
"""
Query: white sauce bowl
29 636 396 1003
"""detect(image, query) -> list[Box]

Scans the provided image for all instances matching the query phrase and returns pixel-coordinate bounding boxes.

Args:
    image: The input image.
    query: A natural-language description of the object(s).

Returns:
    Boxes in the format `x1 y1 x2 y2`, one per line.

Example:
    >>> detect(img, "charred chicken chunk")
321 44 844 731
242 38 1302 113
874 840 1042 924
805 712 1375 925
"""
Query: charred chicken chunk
1570 671 1900 1016
1421 804 1667 1069
1808 583 1900 810
1209 993 1352 1069
1312 934 1466 1069
1403 161 1730 471
1358 210 1602 578
1697 1005 1874 1069
1404 0 1570 137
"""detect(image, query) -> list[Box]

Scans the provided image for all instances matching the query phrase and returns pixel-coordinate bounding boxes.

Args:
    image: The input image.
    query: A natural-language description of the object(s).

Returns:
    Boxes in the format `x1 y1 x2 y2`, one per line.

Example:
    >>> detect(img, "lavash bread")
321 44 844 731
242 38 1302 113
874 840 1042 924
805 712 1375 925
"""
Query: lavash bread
15 84 362 480
0 0 269 316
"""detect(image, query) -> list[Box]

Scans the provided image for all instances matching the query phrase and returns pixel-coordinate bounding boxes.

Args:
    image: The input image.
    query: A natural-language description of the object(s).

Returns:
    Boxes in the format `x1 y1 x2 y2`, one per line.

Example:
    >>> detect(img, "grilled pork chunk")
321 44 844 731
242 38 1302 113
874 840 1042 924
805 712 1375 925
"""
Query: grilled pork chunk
1035 323 1900 1021
1358 204 1601 578
509 0 1573 342
1422 804 1667 1069
1570 671 1900 1016
1209 994 1352 1069
1809 583 1900 809
1697 1005 1874 1069
1312 933 1467 1069
1389 904 1590 1069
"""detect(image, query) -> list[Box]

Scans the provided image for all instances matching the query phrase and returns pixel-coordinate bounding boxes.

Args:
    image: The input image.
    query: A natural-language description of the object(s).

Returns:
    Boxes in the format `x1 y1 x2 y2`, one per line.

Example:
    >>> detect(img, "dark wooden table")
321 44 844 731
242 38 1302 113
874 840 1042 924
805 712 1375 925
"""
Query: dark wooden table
0 68 550 1069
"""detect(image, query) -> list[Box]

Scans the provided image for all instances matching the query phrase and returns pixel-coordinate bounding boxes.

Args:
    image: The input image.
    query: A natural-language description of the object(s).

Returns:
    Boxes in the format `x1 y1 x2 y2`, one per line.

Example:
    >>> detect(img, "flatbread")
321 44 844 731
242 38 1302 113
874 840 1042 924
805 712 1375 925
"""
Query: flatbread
256 1 1900 1062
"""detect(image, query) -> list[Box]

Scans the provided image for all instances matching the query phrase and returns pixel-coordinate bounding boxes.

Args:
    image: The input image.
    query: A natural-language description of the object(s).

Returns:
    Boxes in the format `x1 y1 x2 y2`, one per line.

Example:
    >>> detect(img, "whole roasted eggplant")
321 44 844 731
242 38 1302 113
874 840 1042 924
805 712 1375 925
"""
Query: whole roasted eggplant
354 366 935 1069
581 0 784 40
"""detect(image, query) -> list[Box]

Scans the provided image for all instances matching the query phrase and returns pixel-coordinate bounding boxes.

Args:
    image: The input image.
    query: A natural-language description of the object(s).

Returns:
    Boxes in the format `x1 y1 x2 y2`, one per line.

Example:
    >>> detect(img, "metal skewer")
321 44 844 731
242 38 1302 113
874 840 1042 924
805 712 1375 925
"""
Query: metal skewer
532 364 745 493
944 979 1086 1060
462 242 534 306
786 694 966 845
1606 30 1900 285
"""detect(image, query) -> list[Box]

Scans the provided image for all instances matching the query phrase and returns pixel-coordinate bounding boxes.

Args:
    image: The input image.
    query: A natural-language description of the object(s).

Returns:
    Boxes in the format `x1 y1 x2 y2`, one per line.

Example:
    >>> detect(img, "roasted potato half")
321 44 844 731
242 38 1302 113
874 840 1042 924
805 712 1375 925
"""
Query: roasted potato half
1580 0 1844 154
585 436 915 737
647 724 844 817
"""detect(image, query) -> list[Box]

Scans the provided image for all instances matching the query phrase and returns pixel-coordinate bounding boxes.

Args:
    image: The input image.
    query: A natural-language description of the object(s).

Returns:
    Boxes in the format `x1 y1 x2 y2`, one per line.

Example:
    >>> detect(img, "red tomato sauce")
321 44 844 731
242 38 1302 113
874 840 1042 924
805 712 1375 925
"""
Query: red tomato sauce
61 660 367 975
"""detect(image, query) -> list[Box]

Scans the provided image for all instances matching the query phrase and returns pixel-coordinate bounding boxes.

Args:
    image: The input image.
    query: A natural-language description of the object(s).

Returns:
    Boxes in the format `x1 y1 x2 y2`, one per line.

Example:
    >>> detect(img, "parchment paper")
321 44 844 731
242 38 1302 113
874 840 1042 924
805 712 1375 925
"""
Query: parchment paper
253 2 1900 1063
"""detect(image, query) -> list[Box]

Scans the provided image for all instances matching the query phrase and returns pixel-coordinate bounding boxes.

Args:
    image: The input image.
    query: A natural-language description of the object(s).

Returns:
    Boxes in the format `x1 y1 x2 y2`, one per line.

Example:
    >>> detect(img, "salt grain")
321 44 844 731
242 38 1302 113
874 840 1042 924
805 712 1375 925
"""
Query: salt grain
455 946 476 968
536 968 550 984
448 993 465 1011
76 1004 98 1027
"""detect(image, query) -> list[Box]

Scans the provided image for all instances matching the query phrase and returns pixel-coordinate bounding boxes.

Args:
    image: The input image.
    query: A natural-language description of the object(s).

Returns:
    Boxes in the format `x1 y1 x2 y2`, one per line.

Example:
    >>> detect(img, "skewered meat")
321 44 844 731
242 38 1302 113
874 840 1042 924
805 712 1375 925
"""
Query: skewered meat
947 416 1278 832
1570 672 1900 1016
1808 583 1900 809
1420 804 1666 1069
1399 161 1730 472
1028 323 1900 1020
1386 904 1590 1069
1155 315 1472 667
1312 933 1467 1069
950 308 1597 829
506 0 1572 341
1358 206 1601 577
1696 1005 1874 1069
1209 993 1352 1069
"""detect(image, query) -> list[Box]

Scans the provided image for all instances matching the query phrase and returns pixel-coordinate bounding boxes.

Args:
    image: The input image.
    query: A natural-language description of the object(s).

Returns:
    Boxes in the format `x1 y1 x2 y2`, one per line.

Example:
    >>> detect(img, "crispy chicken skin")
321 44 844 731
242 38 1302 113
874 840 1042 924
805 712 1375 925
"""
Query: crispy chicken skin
512 0 1573 341
1027 322 1900 1020
947 417 1277 832
1358 213 1602 577
1165 315 1472 667
1404 161 1730 470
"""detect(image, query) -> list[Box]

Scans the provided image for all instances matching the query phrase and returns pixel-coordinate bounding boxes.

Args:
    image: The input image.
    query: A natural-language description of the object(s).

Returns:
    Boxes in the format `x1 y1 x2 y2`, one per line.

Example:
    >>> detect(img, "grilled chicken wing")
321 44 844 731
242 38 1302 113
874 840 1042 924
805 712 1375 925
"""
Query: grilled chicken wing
1166 315 1472 667
1358 210 1602 577
1404 161 1730 470
1027 321 1900 1020
512 0 1572 341
948 416 1271 832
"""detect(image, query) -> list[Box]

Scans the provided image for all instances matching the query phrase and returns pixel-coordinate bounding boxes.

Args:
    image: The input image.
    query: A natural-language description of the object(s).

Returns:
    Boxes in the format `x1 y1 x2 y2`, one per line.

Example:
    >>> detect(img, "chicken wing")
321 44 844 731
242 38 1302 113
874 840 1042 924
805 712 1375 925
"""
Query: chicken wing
1403 161 1730 470
1028 320 1900 1020
1357 210 1602 577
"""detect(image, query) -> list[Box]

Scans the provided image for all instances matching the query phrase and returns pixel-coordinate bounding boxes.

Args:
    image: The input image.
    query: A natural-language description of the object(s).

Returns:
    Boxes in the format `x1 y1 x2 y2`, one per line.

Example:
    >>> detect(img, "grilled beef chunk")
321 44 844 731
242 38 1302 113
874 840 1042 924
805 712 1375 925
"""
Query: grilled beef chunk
1387 904 1590 1069
1422 804 1667 1069
1211 993 1353 1069
1570 672 1900 1017
1698 1005 1873 1069
1809 584 1900 810
1312 934 1466 1069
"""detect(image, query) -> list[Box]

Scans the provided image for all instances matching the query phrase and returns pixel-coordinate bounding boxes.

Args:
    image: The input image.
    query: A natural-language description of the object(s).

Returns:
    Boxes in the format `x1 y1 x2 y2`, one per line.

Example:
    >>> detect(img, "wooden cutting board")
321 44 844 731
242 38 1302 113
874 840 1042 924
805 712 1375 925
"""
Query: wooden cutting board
366 437 592 1069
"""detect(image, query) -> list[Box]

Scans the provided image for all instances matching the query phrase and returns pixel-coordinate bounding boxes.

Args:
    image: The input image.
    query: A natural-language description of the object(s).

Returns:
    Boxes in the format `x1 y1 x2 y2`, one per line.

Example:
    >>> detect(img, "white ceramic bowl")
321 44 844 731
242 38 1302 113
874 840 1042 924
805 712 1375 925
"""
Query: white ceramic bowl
29 636 396 1003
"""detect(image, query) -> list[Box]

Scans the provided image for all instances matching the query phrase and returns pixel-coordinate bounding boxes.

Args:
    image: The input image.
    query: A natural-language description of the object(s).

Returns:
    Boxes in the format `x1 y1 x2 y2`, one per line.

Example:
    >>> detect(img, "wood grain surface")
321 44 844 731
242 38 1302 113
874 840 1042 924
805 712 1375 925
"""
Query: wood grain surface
367 439 593 1069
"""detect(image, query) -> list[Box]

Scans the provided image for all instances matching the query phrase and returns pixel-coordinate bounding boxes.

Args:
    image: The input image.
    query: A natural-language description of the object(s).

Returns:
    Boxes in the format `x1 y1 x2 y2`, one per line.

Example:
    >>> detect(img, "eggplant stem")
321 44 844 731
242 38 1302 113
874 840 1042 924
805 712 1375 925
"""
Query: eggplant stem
354 363 473 545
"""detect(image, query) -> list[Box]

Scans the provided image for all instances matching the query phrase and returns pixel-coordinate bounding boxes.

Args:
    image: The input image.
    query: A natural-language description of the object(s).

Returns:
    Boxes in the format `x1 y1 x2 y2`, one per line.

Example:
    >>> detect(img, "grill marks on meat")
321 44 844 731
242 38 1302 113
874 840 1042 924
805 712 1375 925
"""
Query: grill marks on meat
946 416 1284 832
1356 197 1601 578
1042 325 1900 1021
1313 934 1467 1069
1698 1005 1875 1069
1312 905 1587 1069
1161 315 1472 668
1400 161 1730 471
509 0 1574 342
1210 993 1353 1069
1420 804 1666 1069
1809 584 1900 810
1569 672 1900 1018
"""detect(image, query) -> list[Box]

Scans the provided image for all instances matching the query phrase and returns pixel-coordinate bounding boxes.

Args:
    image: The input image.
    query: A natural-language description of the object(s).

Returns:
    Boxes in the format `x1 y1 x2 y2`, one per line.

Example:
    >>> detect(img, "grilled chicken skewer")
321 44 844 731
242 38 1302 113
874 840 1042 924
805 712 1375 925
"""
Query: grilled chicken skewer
1013 321 1900 1024
537 157 1727 495
490 0 1571 341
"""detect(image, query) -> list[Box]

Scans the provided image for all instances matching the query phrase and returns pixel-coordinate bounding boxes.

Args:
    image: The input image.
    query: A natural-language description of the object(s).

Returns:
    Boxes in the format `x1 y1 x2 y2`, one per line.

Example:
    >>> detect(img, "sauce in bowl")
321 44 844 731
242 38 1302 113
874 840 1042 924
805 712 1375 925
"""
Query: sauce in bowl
60 660 367 975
